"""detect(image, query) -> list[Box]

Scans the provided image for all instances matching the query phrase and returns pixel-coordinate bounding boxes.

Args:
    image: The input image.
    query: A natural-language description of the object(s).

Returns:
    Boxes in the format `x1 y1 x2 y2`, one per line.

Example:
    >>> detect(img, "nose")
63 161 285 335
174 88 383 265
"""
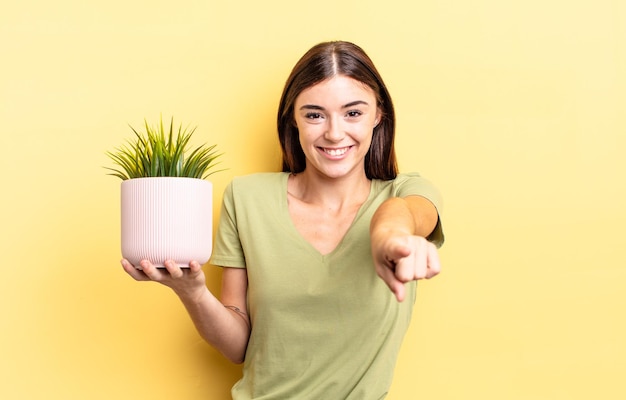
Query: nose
324 115 344 142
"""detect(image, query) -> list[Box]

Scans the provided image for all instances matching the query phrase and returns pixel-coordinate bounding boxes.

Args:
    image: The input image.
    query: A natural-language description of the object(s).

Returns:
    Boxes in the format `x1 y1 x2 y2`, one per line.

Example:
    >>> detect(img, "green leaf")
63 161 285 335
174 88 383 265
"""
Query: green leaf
104 116 225 180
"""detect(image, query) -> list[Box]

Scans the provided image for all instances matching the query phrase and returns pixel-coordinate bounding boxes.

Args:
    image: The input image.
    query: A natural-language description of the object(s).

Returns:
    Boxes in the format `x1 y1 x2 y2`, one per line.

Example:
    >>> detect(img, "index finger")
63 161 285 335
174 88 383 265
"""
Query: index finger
377 263 407 302
121 259 150 281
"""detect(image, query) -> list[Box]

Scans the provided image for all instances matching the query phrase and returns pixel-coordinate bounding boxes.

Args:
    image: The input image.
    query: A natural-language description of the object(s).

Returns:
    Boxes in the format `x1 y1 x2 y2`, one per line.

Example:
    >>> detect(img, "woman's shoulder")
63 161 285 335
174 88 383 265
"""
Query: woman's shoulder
373 172 442 206
230 172 288 189
372 172 427 189
224 172 288 202
391 172 432 188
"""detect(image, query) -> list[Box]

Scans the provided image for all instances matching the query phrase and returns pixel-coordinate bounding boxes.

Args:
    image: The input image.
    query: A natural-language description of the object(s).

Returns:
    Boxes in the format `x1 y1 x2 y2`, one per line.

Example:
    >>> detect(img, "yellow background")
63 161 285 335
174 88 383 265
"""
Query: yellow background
1 0 624 399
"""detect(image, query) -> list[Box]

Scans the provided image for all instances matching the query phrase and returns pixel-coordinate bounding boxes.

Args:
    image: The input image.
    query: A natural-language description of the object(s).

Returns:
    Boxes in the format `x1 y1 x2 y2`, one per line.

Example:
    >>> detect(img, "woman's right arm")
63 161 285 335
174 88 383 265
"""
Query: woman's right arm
121 259 250 364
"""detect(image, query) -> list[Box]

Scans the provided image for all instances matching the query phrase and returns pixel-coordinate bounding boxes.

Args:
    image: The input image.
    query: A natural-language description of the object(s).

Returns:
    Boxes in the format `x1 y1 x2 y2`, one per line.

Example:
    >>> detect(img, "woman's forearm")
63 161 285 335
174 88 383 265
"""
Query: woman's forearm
177 287 250 364
370 195 438 239
369 195 441 301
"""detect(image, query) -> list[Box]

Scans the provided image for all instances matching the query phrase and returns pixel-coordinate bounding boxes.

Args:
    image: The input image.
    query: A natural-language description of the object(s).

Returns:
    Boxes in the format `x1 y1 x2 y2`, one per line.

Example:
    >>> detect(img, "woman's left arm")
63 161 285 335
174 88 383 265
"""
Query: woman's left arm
369 195 441 302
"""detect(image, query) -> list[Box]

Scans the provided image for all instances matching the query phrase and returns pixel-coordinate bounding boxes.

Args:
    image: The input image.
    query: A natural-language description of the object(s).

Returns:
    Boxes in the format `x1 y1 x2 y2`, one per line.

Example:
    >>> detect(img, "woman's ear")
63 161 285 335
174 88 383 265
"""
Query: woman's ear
374 110 382 127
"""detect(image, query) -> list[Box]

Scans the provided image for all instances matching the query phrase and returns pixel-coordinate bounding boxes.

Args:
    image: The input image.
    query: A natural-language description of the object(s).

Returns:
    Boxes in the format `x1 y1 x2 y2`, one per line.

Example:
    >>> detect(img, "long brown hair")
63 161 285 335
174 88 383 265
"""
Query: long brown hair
277 41 398 180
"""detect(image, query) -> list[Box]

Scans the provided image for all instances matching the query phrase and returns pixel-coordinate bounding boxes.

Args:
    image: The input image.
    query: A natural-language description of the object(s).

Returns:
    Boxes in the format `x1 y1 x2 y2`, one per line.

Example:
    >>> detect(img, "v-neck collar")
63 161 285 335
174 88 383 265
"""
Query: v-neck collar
279 172 376 261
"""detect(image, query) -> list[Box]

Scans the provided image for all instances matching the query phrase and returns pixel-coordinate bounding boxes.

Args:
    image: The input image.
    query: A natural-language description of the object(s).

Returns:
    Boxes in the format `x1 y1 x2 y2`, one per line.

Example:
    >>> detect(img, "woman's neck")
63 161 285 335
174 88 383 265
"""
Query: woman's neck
287 169 371 210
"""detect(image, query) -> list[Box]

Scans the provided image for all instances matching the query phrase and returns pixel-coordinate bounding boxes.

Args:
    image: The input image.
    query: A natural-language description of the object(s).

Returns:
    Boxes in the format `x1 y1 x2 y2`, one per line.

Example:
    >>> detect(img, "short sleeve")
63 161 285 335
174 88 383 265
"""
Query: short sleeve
209 181 247 268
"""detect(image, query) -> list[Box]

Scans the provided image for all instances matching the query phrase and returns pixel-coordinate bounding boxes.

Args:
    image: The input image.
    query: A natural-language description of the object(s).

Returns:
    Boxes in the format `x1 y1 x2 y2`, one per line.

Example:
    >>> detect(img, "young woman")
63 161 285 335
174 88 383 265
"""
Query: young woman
122 40 444 399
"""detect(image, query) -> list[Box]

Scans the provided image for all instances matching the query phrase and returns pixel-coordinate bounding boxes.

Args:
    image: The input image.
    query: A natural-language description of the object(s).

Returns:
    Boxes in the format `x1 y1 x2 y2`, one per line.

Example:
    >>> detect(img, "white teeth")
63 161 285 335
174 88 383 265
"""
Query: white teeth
323 147 348 156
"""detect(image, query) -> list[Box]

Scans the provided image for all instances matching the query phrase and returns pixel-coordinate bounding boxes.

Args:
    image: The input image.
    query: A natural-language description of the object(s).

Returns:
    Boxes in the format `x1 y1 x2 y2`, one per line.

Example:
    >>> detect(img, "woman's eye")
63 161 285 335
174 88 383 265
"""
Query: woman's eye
305 112 323 120
346 110 363 118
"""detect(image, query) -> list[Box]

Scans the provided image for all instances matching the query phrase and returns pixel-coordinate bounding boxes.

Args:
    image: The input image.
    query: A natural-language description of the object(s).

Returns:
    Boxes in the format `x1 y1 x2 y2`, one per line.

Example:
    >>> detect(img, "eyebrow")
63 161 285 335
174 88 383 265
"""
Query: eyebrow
299 100 370 111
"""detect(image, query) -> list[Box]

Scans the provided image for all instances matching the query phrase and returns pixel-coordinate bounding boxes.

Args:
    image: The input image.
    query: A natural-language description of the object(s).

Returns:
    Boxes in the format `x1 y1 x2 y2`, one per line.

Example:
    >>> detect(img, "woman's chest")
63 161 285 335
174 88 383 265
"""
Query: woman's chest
287 199 362 256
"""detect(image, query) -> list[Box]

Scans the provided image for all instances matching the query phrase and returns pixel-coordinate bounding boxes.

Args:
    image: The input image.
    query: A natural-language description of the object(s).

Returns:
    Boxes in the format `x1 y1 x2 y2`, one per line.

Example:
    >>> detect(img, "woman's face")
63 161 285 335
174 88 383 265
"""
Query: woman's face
293 75 380 180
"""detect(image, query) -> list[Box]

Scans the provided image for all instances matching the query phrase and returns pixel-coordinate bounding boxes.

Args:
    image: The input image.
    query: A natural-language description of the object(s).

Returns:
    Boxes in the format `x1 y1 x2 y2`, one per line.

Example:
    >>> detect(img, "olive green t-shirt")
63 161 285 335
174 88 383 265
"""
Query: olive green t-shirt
210 172 444 400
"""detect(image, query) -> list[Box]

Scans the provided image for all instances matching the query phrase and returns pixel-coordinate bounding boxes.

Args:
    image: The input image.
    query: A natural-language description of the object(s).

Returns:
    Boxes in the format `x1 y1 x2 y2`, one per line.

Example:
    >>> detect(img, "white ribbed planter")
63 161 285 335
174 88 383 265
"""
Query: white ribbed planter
121 177 212 269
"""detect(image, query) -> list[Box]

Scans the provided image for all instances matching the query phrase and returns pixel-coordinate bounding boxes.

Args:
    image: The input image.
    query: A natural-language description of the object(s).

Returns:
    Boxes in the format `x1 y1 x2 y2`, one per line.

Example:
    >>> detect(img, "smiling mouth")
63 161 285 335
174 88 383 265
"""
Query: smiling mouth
320 146 351 156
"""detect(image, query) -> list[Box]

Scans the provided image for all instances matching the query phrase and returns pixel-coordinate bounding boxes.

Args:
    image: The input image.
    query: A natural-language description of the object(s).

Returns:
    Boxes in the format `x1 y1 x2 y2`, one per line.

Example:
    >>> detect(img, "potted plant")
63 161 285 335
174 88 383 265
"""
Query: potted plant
106 116 223 269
